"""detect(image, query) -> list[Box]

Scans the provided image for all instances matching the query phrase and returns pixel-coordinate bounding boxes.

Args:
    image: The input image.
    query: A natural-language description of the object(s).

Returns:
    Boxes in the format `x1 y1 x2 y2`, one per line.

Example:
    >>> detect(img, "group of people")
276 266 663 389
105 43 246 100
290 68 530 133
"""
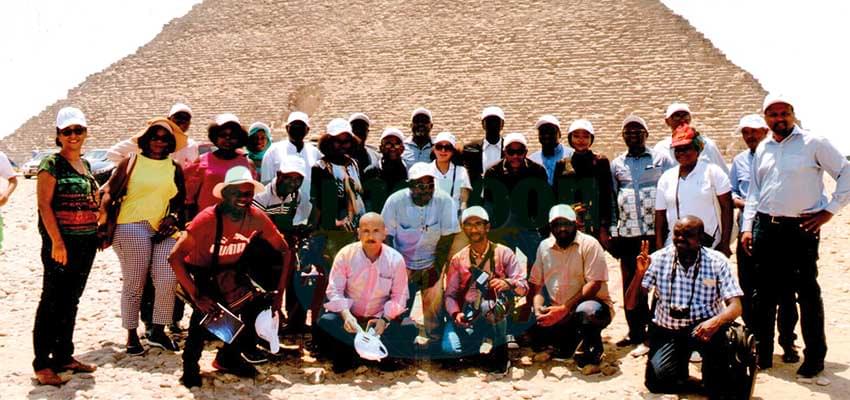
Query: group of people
13 93 848 398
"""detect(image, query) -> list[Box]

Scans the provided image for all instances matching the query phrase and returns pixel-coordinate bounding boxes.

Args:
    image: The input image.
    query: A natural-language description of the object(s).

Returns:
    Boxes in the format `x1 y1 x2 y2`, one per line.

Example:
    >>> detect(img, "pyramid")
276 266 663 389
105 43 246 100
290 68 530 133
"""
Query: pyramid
0 0 766 163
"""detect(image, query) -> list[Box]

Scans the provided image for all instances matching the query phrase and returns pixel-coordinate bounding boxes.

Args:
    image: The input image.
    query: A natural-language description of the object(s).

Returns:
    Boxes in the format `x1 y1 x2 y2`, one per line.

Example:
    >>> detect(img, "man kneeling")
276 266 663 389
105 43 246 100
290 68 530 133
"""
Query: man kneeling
317 212 416 373
626 215 743 397
169 166 289 388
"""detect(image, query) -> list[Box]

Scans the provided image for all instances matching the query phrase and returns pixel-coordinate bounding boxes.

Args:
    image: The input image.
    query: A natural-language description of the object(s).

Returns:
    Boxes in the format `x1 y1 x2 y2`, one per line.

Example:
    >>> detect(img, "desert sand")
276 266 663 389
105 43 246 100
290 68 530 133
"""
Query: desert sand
1 177 848 400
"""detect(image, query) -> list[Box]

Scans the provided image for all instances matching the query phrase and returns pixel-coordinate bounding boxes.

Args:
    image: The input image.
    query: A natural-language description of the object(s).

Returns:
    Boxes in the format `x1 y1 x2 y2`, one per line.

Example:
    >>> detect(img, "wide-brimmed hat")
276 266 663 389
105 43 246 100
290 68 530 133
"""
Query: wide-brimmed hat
212 166 265 199
131 117 187 152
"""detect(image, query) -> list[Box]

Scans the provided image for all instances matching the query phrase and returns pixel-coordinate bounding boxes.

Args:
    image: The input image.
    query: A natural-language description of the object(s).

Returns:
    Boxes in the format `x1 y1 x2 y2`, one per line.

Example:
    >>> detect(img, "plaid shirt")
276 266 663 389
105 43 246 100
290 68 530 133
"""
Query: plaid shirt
641 245 743 330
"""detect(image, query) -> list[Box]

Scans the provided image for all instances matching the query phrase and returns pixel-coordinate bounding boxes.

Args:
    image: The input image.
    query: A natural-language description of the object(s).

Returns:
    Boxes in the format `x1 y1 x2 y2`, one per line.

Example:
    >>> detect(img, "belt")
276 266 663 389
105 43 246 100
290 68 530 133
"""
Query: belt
757 212 804 225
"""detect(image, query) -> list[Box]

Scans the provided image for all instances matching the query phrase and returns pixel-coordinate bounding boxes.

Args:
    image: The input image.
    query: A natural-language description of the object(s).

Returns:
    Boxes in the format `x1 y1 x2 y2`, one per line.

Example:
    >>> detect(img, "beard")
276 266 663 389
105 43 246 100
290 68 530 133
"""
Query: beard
555 230 577 248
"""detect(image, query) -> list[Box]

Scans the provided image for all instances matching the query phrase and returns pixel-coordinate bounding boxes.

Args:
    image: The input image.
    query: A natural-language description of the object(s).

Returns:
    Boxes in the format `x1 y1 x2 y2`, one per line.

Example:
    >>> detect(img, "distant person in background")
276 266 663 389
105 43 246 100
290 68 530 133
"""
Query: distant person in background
33 107 99 386
184 113 255 218
101 118 187 356
362 127 408 213
246 122 272 178
552 119 613 248
729 113 798 363
107 102 199 168
653 102 729 176
348 112 380 177
609 115 674 356
0 149 18 251
430 131 471 217
462 106 505 182
529 114 573 185
402 108 434 168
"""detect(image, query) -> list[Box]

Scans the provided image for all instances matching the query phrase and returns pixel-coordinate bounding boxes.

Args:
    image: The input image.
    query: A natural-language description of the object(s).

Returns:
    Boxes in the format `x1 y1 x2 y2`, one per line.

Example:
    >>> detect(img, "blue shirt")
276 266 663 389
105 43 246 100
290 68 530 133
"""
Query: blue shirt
381 188 460 270
402 139 433 169
729 149 754 228
530 144 573 185
610 148 675 237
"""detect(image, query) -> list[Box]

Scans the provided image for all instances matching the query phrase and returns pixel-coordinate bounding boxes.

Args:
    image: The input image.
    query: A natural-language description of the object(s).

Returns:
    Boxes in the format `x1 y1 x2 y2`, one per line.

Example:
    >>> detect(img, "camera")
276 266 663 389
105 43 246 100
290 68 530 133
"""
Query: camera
669 306 690 319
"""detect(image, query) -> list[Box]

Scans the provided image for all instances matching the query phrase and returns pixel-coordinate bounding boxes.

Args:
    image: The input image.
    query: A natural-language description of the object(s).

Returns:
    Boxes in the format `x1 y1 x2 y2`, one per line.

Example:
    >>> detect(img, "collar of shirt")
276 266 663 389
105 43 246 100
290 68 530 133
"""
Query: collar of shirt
405 138 433 149
545 234 580 251
482 138 502 151
765 125 802 146
624 147 652 159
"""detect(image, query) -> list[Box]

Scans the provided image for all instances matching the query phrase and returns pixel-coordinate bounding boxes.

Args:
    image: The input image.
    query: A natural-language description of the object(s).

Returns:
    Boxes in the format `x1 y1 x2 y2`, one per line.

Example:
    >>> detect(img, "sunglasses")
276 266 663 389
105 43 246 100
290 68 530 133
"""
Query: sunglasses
59 127 87 136
150 135 175 143
434 144 454 152
411 182 435 191
505 148 526 156
381 141 404 149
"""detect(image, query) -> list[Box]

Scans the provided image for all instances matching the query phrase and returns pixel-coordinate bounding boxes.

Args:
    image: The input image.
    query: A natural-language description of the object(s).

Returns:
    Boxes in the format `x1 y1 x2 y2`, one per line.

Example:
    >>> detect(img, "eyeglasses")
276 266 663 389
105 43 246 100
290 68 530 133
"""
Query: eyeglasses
59 127 87 136
505 148 526 156
434 144 454 152
410 182 435 191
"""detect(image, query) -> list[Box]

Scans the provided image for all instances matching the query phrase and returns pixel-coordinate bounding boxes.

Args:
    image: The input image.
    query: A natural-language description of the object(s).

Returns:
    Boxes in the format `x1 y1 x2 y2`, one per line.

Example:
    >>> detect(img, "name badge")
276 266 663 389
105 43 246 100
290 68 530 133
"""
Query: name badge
703 278 717 287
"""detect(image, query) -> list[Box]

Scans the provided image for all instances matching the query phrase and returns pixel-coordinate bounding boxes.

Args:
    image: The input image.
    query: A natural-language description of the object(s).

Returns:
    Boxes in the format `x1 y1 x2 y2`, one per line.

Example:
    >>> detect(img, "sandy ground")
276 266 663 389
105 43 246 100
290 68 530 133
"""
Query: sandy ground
1 177 848 400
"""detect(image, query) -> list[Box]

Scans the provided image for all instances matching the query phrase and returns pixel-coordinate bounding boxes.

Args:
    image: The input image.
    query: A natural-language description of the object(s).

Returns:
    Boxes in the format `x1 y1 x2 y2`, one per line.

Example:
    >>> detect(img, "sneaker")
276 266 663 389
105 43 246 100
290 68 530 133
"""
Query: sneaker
689 351 702 363
796 360 824 378
180 372 202 388
629 343 650 358
126 343 145 356
485 359 511 376
147 332 180 352
782 346 800 363
575 349 603 368
241 347 269 364
212 357 258 378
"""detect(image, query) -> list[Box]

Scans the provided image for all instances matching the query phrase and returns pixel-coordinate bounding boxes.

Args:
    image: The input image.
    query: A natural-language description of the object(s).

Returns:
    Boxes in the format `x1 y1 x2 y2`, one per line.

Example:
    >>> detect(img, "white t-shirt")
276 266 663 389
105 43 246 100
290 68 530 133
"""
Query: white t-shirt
430 161 472 212
655 160 731 246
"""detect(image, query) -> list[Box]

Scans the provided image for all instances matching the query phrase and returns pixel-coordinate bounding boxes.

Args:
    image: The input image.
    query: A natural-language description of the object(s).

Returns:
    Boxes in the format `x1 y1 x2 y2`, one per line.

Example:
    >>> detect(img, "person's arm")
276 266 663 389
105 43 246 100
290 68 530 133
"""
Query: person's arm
654 210 667 251
692 296 742 342
740 150 762 254
444 259 466 326
323 250 360 333
624 240 652 310
36 170 67 265
168 232 215 313
0 176 16 207
716 191 733 256
501 248 528 296
800 137 850 233
382 253 410 321
729 158 746 209
434 233 456 272
106 139 137 163
597 157 614 249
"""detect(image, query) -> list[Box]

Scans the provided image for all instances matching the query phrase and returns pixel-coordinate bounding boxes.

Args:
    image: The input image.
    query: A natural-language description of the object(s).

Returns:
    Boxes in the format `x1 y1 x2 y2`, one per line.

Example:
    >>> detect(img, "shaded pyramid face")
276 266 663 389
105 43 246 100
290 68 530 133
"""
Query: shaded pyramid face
1 0 764 161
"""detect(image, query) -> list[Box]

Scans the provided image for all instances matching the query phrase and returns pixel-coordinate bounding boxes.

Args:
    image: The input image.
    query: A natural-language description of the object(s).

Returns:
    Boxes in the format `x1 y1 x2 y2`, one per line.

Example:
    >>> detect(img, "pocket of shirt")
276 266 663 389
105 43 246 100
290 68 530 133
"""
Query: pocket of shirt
376 276 393 297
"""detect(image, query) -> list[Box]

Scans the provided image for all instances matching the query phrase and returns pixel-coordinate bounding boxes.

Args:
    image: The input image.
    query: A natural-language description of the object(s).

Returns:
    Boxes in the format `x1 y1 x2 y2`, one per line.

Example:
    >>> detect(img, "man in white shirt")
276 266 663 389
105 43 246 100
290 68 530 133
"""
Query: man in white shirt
462 106 506 181
653 102 729 176
529 114 574 184
740 94 850 377
317 212 415 373
107 102 199 168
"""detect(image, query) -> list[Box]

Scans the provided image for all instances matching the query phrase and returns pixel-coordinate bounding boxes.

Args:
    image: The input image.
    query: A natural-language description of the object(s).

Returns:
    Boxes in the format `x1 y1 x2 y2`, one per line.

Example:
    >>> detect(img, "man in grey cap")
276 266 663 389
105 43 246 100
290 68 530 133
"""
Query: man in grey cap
401 108 434 168
741 94 850 377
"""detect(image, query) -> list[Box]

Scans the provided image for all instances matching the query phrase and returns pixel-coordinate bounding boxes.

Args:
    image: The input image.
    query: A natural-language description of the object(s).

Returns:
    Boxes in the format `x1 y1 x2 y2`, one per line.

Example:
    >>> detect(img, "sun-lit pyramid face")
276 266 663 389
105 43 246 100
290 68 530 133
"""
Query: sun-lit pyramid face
1 0 764 162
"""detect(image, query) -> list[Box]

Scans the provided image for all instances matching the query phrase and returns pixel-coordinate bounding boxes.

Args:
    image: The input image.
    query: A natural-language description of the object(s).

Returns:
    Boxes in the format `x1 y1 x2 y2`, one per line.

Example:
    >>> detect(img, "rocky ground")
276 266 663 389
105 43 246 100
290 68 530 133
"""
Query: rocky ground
1 178 848 399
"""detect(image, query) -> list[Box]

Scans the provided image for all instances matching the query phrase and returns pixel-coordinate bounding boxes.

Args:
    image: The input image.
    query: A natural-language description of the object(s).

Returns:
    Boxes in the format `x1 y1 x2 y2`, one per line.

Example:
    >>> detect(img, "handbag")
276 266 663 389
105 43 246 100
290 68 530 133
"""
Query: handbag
97 154 137 249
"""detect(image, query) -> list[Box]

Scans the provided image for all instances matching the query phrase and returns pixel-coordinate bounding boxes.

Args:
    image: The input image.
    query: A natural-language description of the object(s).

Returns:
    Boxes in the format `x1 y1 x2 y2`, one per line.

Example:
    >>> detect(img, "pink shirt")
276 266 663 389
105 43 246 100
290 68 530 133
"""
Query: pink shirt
324 242 409 319
184 152 255 211
444 243 528 317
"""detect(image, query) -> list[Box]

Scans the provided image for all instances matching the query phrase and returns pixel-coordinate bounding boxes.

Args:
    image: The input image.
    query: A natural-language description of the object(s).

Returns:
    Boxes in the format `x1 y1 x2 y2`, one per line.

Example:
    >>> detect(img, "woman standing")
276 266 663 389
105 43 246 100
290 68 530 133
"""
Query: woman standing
430 131 471 217
246 122 272 177
184 114 255 217
102 118 187 354
33 107 100 385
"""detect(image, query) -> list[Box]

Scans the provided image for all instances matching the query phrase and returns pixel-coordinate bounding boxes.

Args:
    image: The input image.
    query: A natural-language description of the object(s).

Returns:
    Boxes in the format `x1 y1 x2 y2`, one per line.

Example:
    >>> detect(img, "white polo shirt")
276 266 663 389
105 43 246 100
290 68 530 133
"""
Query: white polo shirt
430 161 472 212
655 160 731 246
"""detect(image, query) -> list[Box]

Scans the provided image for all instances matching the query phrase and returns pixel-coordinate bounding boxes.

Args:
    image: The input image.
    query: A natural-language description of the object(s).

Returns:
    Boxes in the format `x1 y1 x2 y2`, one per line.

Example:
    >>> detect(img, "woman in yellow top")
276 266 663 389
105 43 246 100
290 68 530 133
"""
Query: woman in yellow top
104 118 186 355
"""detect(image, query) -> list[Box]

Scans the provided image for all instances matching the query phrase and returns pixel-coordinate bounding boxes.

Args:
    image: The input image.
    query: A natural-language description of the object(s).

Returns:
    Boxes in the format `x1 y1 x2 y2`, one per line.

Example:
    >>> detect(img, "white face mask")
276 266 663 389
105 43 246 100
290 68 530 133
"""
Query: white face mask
354 327 388 361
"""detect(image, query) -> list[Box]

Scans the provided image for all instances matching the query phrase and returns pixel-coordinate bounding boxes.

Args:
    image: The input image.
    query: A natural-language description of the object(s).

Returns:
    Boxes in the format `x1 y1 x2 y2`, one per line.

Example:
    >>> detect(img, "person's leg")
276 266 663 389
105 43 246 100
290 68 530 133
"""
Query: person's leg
574 300 612 365
180 309 206 387
114 223 153 332
33 234 65 372
736 238 755 328
776 271 799 361
139 278 155 335
52 235 97 368
148 237 179 349
795 227 826 374
382 318 418 361
751 217 780 368
697 323 736 398
317 312 357 372
421 267 445 343
645 325 689 393
619 237 651 344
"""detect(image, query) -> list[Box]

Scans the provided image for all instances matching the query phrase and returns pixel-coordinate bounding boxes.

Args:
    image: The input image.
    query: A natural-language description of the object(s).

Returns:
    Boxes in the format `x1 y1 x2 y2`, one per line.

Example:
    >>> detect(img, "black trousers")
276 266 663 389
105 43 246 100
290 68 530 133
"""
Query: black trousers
182 299 265 375
645 323 732 398
736 237 797 348
752 213 825 364
32 233 97 371
316 312 417 369
529 299 612 357
613 236 655 343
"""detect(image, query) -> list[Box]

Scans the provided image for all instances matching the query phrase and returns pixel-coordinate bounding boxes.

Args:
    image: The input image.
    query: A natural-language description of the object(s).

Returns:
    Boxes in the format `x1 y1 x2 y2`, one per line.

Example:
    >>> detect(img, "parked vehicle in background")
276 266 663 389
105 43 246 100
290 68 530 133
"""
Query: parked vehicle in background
83 149 115 185
22 150 57 178
197 143 216 156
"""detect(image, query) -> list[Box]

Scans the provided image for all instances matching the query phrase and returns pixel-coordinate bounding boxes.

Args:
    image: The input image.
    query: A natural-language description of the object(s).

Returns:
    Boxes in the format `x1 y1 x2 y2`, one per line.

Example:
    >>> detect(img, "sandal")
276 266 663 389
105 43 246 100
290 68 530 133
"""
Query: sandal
61 358 97 373
35 368 70 386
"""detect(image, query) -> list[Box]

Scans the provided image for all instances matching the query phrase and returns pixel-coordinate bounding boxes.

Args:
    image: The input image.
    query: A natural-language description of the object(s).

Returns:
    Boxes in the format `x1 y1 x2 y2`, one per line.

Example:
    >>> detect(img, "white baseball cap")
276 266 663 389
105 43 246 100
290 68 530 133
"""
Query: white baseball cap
411 107 432 121
56 107 87 129
287 111 311 127
168 102 192 117
535 114 561 130
380 127 405 142
737 114 768 132
212 166 265 199
567 119 595 136
215 113 240 126
549 204 577 223
665 102 691 119
622 115 648 131
503 132 528 148
326 118 353 137
254 308 280 354
349 112 371 125
278 155 306 177
434 131 457 146
461 206 489 223
354 328 388 361
762 93 794 113
408 162 435 180
481 106 505 121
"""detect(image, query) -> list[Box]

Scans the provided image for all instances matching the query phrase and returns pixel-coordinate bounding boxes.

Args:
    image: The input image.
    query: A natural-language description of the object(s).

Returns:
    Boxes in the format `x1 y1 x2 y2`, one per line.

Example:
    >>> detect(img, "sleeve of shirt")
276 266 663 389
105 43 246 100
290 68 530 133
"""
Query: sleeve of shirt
106 139 137 163
582 238 609 282
742 150 762 232
641 256 658 290
458 166 472 190
260 146 279 184
729 157 742 200
815 136 850 215
444 256 464 316
704 140 730 176
324 250 353 313
654 174 669 211
502 247 528 295
0 152 13 179
528 243 544 286
716 257 744 301
440 196 461 235
383 252 409 320
710 164 732 195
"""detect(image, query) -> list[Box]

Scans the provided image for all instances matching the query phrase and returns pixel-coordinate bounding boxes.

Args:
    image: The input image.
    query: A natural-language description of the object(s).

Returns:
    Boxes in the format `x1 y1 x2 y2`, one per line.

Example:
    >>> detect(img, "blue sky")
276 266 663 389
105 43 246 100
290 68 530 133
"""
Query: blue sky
1 0 847 154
